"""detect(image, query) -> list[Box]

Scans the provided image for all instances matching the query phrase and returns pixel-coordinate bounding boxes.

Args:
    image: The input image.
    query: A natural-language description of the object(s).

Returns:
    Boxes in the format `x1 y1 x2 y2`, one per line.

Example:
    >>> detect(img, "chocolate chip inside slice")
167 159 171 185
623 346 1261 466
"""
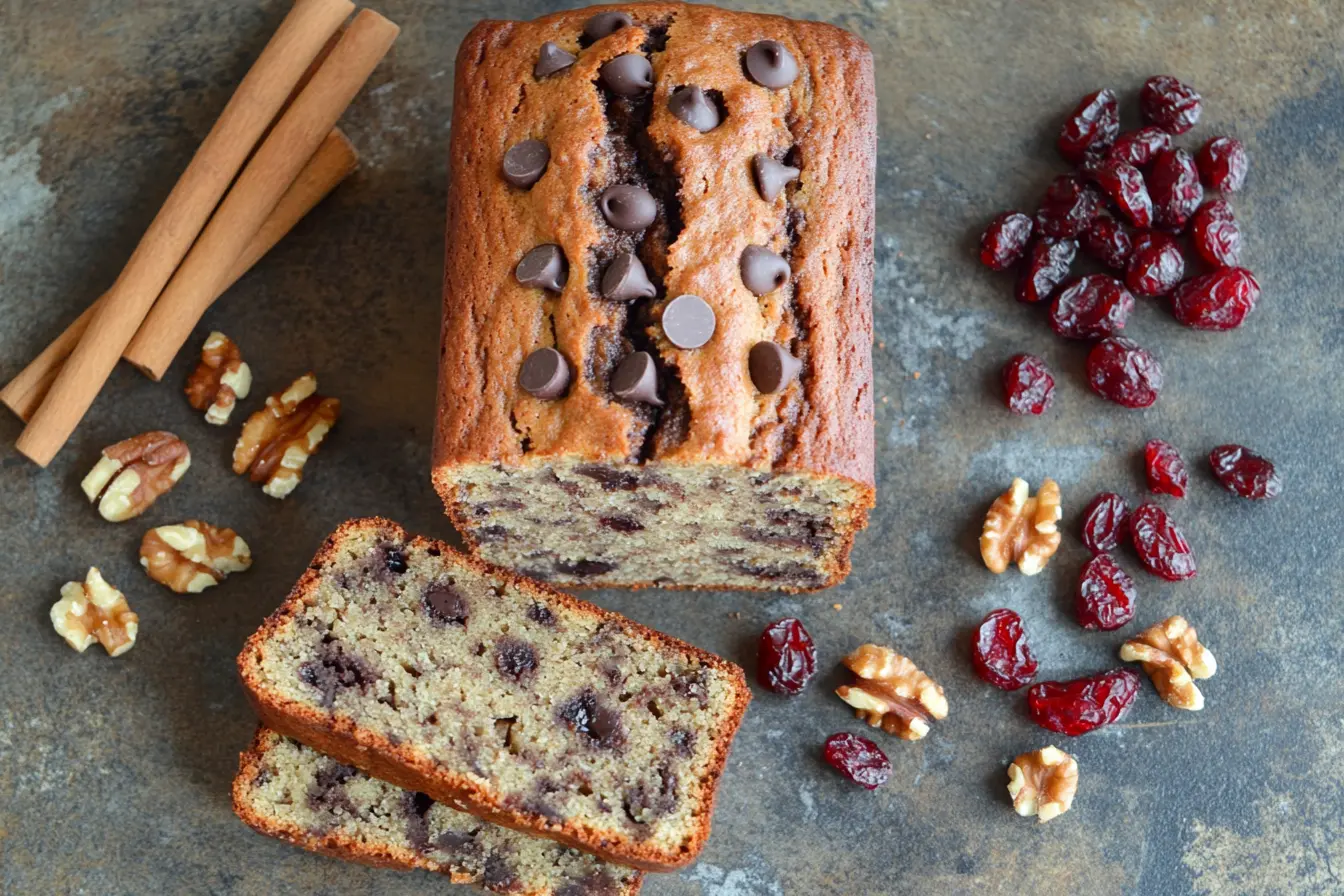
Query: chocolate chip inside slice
601 251 657 301
599 185 657 231
600 53 653 96
502 139 550 188
668 85 720 132
662 295 716 349
611 351 664 405
515 245 568 292
519 348 570 399
534 41 577 78
740 245 790 295
752 153 800 202
745 40 799 89
749 341 802 393
583 10 632 41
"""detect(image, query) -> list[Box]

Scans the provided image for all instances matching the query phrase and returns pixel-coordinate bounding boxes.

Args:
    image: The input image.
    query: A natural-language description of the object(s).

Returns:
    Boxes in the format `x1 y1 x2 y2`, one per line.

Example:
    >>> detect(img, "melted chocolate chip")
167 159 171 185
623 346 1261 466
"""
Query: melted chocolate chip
403 791 435 852
610 351 663 405
599 53 653 96
382 543 409 575
749 341 803 393
519 348 571 399
744 40 799 89
556 872 624 896
307 761 358 816
483 854 518 891
670 727 696 755
667 85 720 131
622 766 679 825
495 637 539 682
501 139 549 188
299 643 378 708
661 295 716 349
582 10 632 41
599 184 657 231
515 244 568 292
740 245 790 295
423 581 469 626
556 558 617 577
751 153 800 202
534 41 577 78
558 690 626 748
671 669 710 708
475 525 508 543
599 515 645 533
600 250 657 301
526 601 556 626
575 464 640 490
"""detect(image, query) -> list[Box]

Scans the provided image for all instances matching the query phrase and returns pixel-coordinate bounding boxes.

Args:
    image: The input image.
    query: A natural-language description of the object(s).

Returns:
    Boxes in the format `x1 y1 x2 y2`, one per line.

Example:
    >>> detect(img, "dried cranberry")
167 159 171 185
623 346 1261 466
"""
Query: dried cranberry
1144 439 1189 497
1190 200 1242 268
1107 127 1173 168
757 618 817 695
1147 148 1204 232
1015 237 1077 304
1081 216 1133 270
1196 136 1249 192
1049 274 1135 340
980 211 1035 270
823 733 891 790
1139 75 1202 134
970 609 1038 690
1125 230 1185 297
1209 445 1282 500
1087 159 1152 228
1130 503 1197 581
1074 554 1137 631
1058 89 1120 165
1001 354 1055 415
1080 492 1130 553
1027 669 1141 736
1087 337 1163 408
1170 267 1260 331
1036 175 1100 238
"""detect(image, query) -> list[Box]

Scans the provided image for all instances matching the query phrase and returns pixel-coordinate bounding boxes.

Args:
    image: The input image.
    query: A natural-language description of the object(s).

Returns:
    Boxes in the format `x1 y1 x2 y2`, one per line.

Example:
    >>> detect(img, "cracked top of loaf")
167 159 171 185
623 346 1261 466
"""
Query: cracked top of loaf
435 2 875 486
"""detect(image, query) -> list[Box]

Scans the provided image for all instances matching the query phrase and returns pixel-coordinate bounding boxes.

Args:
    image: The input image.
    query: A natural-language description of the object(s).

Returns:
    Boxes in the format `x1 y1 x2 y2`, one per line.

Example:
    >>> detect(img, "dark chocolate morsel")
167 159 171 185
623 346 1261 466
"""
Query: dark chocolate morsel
583 10 632 41
662 295 716 349
740 245 790 295
667 85 720 132
519 348 571 399
610 351 664 405
423 581 468 625
600 53 653 96
601 251 657 301
751 153 800 202
599 185 657 231
534 41 577 78
749 341 802 393
502 139 550 188
515 244 568 292
745 40 799 89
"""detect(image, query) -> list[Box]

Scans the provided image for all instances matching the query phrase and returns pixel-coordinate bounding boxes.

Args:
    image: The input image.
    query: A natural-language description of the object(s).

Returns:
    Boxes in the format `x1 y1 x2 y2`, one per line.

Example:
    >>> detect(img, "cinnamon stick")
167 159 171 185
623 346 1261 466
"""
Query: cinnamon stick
15 0 354 467
0 129 358 422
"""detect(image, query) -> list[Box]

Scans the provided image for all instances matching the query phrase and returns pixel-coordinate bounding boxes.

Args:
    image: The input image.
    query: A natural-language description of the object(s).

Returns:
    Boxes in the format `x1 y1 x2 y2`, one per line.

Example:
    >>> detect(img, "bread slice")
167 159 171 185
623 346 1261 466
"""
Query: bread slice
233 728 643 895
237 518 750 871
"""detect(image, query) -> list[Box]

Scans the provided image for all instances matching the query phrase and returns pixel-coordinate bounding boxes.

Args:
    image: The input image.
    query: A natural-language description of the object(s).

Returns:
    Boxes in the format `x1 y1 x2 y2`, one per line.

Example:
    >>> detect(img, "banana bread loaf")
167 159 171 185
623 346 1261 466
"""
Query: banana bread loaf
237 518 750 871
432 3 876 591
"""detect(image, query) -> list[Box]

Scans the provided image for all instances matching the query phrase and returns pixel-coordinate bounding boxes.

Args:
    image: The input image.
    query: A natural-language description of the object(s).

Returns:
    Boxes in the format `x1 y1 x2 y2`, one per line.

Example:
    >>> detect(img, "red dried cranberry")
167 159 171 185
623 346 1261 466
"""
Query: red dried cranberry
1049 274 1135 339
1144 439 1189 498
1036 175 1100 238
1130 503 1197 581
980 211 1035 270
970 609 1038 690
1087 159 1153 228
1107 127 1173 168
1209 445 1282 500
1001 354 1055 415
1075 554 1138 631
1087 337 1163 408
1080 492 1130 553
1170 268 1260 330
1146 148 1204 232
1191 200 1242 268
1015 237 1077 304
1139 75 1203 134
1058 89 1120 165
823 732 891 790
1027 669 1141 736
1081 216 1133 270
1196 136 1249 192
1125 230 1185 297
757 618 817 695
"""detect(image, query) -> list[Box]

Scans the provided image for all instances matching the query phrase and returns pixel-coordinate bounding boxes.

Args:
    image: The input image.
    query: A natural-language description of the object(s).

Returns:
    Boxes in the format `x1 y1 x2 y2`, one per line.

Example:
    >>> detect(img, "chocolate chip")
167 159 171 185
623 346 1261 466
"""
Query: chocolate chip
600 250 656 301
519 348 570 399
576 464 640 490
749 341 803 393
745 40 799 89
299 643 378 708
599 184 656 231
308 761 358 815
515 244 568 292
599 515 645 532
556 558 617 577
610 351 664 406
526 602 556 626
599 53 653 95
403 791 434 852
669 727 696 755
483 854 518 891
501 139 549 188
661 295 716 349
495 637 539 682
752 153 800 202
424 581 468 626
558 690 626 749
583 10 632 41
381 543 408 574
534 41 577 78
668 85 719 132
740 245 790 295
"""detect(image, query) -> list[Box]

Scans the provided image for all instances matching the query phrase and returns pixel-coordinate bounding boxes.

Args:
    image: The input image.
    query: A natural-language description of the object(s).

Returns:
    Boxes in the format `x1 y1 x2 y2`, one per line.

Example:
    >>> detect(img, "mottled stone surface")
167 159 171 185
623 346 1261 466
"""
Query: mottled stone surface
2 2 1342 894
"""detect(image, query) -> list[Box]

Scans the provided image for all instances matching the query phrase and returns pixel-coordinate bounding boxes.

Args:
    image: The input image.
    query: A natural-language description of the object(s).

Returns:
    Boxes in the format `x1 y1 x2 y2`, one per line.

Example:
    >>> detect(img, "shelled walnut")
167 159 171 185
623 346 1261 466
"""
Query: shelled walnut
1007 746 1078 823
233 373 340 498
80 431 190 522
185 331 252 425
980 477 1062 575
140 521 252 593
836 644 948 740
1120 615 1216 710
50 567 139 657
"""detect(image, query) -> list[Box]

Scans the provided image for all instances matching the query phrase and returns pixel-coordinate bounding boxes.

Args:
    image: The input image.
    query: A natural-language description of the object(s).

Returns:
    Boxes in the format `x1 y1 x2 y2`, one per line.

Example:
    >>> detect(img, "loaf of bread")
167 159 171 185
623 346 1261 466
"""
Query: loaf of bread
233 728 644 896
237 518 750 871
432 3 876 592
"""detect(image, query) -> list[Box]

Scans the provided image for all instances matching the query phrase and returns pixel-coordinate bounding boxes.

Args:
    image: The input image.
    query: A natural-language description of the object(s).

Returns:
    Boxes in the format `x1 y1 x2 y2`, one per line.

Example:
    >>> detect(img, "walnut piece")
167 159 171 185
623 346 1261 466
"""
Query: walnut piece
50 567 139 657
836 644 948 740
140 521 252 593
1007 745 1079 823
232 373 340 498
80 431 191 522
980 477 1062 575
1119 615 1216 710
185 331 252 425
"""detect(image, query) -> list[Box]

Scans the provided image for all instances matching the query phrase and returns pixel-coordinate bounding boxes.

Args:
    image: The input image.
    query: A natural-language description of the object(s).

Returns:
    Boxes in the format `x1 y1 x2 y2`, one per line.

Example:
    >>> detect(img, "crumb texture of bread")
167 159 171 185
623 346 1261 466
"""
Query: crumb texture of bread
233 729 644 896
238 519 751 871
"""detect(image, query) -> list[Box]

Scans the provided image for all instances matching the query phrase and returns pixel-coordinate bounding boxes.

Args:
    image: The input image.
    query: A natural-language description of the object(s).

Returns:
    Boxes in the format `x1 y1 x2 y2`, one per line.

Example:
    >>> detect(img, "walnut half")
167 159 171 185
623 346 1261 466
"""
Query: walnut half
232 373 340 498
185 331 252 425
836 644 948 740
1120 615 1216 710
1007 745 1079 823
140 521 252 593
980 477 1062 575
80 431 190 522
50 567 139 656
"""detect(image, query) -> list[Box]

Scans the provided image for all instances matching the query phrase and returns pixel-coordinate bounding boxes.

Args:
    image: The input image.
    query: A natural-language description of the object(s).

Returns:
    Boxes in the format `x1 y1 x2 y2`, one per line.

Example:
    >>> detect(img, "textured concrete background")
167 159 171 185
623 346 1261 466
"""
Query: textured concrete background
2 1 1342 894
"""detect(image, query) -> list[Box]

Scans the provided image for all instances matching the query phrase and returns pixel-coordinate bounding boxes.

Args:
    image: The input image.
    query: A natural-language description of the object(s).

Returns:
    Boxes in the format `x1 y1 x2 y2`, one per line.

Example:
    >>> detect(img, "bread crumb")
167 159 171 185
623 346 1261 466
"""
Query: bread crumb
912 371 922 380
727 611 741 619
832 603 843 611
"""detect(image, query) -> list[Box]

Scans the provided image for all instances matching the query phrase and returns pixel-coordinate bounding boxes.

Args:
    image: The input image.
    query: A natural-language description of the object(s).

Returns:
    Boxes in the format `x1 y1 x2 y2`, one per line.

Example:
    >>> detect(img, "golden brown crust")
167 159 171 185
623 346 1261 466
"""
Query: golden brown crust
237 517 751 872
